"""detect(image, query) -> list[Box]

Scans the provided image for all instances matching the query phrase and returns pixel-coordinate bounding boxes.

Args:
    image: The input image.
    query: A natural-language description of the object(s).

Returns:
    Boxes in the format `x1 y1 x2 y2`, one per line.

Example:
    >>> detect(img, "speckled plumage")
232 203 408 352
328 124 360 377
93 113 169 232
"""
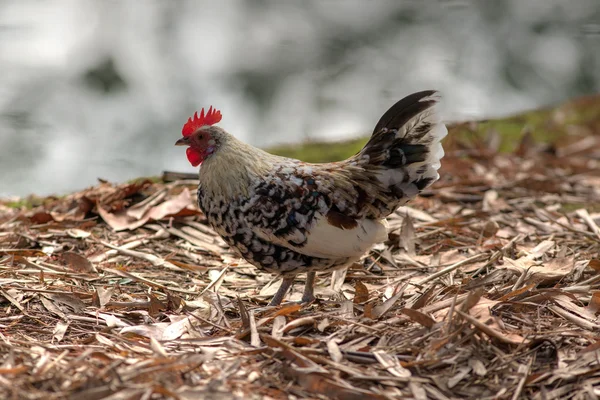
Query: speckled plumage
184 90 448 305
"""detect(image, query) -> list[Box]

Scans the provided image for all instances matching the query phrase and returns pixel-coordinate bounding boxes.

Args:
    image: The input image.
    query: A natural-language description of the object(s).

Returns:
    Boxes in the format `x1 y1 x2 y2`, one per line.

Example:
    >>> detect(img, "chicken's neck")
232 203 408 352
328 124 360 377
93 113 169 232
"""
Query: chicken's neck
198 136 275 199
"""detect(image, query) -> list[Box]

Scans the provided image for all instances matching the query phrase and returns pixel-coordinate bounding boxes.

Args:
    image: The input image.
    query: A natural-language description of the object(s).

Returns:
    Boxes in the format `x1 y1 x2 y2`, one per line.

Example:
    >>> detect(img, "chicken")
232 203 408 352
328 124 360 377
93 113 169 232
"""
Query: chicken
175 91 447 306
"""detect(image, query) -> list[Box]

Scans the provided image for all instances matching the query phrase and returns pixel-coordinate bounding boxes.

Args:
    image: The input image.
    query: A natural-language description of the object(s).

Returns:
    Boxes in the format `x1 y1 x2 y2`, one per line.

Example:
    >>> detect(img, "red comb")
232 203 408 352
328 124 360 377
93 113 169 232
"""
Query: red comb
182 106 222 137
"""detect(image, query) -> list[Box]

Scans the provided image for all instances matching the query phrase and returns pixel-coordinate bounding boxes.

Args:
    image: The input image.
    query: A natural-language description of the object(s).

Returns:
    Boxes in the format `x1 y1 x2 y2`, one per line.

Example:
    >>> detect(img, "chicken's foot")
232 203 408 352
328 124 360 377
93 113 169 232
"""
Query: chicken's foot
268 276 295 306
301 271 316 303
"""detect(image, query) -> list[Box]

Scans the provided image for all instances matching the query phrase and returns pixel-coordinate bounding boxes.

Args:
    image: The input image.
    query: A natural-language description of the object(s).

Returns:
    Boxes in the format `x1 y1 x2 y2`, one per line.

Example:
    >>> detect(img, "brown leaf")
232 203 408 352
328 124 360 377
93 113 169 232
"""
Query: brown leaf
482 219 500 237
581 340 600 354
146 188 199 220
399 215 416 255
589 259 600 272
42 293 86 315
99 179 152 207
98 188 199 231
166 259 208 273
0 249 45 257
283 365 387 400
411 285 438 310
588 291 600 314
29 211 54 224
282 317 316 334
261 334 322 369
267 334 388 398
353 281 369 304
52 320 70 343
62 251 96 273
126 188 168 220
148 294 166 317
504 256 575 285
461 288 486 313
370 287 405 320
400 308 436 328
166 292 183 311
40 296 67 318
94 286 114 308
0 366 28 375
498 283 537 302
237 296 250 329
97 205 141 231
463 298 525 344
266 303 302 318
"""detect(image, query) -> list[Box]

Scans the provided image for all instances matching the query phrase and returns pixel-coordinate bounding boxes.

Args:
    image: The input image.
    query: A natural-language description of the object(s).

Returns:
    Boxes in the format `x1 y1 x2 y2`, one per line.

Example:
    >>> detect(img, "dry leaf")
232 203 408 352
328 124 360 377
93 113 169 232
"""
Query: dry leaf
589 259 600 272
373 350 411 378
588 291 600 314
463 298 525 344
400 308 436 328
3 100 600 399
62 251 96 273
399 216 416 255
353 281 369 304
327 340 344 363
52 320 70 343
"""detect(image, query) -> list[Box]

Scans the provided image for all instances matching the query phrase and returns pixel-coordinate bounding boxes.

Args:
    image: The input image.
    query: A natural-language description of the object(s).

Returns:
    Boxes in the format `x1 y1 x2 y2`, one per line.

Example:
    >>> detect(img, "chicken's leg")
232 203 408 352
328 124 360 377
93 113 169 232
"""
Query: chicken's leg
301 271 316 303
268 276 294 306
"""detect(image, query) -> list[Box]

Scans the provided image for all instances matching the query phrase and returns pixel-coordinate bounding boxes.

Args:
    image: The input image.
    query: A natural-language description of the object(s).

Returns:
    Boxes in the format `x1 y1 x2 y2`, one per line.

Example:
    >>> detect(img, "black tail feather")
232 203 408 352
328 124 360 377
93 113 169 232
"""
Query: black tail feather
372 90 439 135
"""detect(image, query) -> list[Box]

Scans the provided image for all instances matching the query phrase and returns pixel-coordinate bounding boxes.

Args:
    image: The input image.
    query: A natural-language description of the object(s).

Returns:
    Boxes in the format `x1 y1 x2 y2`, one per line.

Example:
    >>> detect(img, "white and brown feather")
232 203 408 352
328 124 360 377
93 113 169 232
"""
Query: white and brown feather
196 90 447 275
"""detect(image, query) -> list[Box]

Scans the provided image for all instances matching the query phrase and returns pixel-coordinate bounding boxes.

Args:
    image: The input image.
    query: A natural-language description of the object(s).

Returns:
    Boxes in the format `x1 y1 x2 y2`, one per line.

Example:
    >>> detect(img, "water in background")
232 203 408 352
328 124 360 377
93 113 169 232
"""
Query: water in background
1 0 599 197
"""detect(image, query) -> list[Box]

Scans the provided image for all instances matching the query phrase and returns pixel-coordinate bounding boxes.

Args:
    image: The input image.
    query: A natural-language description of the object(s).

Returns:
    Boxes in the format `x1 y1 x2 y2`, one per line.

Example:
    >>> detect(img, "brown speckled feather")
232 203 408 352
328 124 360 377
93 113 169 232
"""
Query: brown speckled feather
194 91 447 277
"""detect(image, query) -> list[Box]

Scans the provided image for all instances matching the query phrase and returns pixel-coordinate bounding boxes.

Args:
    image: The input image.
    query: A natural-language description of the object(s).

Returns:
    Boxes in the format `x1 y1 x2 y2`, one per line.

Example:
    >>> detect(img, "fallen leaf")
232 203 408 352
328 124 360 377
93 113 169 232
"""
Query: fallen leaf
146 188 198 220
120 323 169 340
62 251 96 273
503 256 575 284
589 259 600 272
150 337 168 358
162 316 193 340
588 291 600 314
461 298 525 344
373 350 411 378
330 268 348 293
29 211 54 224
283 365 387 400
400 308 436 328
353 281 369 304
448 366 472 388
370 284 406 319
399 215 416 255
66 229 91 239
52 320 70 343
94 286 114 308
97 205 140 231
327 339 343 363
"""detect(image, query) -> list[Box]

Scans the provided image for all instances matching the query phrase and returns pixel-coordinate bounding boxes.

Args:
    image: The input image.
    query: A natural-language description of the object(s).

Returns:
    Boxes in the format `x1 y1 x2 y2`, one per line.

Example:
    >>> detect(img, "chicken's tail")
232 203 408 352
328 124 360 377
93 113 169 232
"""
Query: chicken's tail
356 90 447 207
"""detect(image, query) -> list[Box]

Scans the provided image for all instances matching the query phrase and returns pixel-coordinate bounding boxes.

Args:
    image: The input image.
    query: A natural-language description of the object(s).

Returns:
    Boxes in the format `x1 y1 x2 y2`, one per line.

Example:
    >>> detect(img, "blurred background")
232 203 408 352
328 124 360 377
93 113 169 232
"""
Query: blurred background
1 0 599 197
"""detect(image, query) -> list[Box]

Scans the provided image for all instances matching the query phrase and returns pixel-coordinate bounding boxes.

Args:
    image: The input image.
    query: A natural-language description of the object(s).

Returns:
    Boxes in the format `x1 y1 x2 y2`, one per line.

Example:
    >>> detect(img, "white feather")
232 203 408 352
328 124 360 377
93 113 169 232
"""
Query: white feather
255 214 388 259
291 214 388 259
375 98 448 190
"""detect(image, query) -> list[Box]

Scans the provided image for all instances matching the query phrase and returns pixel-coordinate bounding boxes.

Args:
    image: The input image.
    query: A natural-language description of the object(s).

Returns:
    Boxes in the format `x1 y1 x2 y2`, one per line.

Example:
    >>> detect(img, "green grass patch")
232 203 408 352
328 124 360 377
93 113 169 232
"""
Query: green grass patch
267 95 600 162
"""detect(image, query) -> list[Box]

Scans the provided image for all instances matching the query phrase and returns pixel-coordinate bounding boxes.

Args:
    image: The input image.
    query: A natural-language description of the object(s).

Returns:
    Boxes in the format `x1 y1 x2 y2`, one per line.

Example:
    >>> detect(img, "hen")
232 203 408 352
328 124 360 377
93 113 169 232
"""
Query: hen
175 91 447 305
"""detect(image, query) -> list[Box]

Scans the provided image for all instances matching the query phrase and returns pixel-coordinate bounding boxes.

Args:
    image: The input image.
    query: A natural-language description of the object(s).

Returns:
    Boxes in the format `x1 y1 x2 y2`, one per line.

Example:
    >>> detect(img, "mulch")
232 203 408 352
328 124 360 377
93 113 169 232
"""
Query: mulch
1 120 599 399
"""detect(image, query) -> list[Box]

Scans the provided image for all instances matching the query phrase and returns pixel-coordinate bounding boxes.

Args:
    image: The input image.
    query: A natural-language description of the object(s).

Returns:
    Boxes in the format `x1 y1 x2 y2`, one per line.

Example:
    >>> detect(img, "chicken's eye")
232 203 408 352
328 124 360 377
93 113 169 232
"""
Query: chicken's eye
198 134 203 140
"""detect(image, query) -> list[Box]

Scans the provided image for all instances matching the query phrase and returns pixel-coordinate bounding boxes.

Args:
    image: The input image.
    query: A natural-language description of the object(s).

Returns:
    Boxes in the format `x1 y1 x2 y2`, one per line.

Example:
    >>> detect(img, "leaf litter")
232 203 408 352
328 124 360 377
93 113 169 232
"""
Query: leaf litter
1 106 600 399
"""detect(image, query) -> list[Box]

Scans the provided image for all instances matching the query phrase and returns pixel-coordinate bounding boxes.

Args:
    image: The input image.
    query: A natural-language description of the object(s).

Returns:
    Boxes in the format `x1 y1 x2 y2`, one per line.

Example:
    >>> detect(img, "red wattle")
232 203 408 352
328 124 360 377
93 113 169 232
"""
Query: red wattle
186 148 203 167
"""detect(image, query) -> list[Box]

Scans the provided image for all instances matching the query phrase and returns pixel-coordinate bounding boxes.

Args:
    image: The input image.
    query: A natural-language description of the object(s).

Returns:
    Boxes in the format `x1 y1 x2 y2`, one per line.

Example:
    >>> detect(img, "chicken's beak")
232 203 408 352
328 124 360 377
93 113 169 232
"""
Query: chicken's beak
175 137 190 146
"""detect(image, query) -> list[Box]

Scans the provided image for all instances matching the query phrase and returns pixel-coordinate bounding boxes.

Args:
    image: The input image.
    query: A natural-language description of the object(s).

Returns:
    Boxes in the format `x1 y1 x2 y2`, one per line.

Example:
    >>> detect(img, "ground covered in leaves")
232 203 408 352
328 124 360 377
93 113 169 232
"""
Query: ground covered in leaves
1 96 599 399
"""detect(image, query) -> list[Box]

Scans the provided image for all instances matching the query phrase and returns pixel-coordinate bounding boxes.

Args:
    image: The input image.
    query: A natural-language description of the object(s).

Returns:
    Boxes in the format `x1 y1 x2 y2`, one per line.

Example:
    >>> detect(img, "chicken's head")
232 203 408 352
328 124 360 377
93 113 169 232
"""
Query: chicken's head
175 106 223 166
